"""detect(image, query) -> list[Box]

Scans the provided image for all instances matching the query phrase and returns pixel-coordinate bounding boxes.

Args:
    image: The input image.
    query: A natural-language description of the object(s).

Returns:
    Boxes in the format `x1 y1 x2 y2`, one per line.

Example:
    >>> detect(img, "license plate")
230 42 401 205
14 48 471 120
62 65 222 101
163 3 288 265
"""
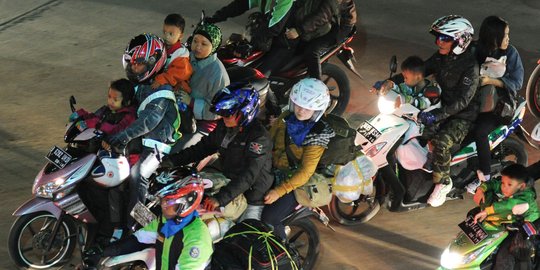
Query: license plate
45 146 73 169
131 201 157 227
357 121 382 143
458 215 488 244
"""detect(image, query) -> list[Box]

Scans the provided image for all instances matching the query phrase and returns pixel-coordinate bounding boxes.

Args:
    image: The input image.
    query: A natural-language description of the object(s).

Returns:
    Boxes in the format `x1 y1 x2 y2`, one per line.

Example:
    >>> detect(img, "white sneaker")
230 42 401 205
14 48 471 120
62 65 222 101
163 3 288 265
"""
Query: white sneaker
427 180 453 207
465 179 481 195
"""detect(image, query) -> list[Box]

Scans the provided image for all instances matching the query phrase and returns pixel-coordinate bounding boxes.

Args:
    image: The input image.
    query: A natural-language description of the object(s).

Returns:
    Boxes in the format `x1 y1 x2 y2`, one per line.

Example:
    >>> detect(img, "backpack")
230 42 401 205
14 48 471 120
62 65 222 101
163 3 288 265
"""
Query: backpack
211 219 298 270
317 114 360 167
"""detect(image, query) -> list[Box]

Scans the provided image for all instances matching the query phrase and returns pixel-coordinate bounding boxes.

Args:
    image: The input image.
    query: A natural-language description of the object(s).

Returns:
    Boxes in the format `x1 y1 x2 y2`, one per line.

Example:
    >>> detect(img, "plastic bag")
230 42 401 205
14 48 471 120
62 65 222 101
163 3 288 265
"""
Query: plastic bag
333 155 378 203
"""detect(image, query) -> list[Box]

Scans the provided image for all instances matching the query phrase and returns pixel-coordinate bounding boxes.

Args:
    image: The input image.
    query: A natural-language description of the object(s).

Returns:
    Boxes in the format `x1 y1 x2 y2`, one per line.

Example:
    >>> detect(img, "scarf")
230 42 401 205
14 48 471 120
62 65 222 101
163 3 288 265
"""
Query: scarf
285 114 316 146
160 210 198 238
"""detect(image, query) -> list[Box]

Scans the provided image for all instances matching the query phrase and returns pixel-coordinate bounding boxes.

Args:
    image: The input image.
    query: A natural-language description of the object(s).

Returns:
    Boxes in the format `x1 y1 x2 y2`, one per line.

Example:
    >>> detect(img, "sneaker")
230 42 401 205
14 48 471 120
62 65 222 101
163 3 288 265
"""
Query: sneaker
427 179 453 207
465 179 481 195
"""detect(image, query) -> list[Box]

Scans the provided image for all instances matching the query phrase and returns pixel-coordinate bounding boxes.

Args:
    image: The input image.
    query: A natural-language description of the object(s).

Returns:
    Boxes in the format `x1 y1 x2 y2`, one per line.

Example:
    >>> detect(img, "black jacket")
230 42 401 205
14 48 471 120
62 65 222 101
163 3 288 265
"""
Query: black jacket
292 0 339 41
167 120 273 206
424 49 480 122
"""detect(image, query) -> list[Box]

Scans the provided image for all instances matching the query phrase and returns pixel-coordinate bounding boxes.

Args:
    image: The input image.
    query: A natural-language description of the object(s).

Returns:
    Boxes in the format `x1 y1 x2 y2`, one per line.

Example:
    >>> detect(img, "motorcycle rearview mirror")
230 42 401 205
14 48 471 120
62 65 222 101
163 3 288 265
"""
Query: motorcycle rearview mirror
512 203 529 215
389 55 398 78
69 95 77 112
200 10 205 23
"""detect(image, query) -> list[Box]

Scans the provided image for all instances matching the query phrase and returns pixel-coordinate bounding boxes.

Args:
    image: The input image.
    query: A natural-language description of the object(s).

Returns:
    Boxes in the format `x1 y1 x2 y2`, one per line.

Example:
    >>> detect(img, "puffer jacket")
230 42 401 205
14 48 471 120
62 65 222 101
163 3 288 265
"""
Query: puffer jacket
424 48 480 122
166 120 273 206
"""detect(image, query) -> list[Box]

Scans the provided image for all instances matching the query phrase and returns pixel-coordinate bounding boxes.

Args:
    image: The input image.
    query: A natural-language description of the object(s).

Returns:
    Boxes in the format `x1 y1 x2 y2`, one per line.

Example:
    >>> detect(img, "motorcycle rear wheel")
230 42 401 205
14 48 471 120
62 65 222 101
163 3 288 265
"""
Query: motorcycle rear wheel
328 178 382 226
492 136 528 167
322 63 350 116
8 211 76 269
526 64 540 118
285 218 320 270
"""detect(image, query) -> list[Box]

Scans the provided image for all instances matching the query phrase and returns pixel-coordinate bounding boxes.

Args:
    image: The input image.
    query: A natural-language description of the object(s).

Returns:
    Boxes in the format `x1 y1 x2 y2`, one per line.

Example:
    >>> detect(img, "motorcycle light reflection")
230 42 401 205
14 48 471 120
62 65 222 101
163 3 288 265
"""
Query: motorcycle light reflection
35 177 66 198
377 91 402 115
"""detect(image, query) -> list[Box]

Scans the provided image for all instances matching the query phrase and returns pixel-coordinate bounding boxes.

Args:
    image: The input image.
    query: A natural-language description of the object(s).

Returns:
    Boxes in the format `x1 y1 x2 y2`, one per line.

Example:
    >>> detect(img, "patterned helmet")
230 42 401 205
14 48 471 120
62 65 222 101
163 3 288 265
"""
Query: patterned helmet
123 34 167 83
91 151 130 187
430 15 474 55
210 82 260 127
289 78 330 122
160 178 204 218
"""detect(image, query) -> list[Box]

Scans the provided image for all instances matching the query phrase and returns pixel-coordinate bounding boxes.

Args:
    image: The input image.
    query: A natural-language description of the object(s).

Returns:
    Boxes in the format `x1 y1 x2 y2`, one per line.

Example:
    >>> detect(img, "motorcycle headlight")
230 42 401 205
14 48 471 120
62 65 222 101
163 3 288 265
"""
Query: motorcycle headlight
377 92 401 114
440 245 488 269
35 178 65 198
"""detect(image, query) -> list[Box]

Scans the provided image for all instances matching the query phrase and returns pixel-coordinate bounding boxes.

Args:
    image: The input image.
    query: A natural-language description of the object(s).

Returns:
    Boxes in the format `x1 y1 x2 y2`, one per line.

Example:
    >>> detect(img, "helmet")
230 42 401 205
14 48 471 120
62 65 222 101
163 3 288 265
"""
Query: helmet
289 78 330 122
210 82 260 127
430 15 474 55
91 151 130 187
160 178 204 218
123 34 167 83
532 122 540 143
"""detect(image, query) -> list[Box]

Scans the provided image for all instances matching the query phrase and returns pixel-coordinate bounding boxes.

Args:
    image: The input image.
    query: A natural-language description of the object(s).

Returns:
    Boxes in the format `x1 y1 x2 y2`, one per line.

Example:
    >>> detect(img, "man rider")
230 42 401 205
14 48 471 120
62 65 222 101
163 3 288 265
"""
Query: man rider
107 34 182 229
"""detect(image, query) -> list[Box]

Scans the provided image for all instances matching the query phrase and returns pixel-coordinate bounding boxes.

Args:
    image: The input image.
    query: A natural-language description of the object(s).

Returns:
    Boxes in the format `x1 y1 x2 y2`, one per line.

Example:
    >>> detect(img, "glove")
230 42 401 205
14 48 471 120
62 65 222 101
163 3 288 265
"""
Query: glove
373 80 385 90
75 121 88 131
105 134 128 153
337 25 353 43
418 111 437 126
160 155 176 169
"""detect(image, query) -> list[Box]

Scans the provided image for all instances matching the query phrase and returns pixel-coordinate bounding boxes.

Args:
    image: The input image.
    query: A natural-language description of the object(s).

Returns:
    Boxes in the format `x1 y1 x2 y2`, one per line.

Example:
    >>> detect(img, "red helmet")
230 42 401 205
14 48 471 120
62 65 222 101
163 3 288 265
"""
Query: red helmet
160 178 204 218
123 34 167 83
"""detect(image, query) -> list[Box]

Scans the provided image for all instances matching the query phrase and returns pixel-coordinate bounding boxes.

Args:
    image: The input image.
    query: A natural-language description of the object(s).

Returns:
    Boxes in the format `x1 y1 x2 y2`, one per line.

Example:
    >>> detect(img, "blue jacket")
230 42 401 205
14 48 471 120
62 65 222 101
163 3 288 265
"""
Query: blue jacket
500 45 524 93
189 53 230 121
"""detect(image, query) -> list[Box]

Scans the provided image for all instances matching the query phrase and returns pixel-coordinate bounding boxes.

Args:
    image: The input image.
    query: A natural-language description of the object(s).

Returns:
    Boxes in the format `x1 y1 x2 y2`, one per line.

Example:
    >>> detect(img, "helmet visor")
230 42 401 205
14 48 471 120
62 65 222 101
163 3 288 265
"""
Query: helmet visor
436 34 454 43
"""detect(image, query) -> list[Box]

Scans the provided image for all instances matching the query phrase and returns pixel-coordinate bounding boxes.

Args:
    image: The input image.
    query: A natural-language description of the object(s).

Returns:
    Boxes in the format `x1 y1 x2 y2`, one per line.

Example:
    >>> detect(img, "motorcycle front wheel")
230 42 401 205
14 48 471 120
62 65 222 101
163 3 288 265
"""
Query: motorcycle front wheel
8 211 77 269
526 64 540 118
285 218 320 270
321 63 351 116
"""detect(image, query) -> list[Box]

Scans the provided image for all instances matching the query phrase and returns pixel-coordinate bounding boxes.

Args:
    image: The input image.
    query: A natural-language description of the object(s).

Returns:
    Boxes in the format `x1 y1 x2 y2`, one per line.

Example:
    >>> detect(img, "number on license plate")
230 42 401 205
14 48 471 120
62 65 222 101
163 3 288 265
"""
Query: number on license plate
357 121 382 143
131 201 157 227
458 215 488 244
45 146 73 169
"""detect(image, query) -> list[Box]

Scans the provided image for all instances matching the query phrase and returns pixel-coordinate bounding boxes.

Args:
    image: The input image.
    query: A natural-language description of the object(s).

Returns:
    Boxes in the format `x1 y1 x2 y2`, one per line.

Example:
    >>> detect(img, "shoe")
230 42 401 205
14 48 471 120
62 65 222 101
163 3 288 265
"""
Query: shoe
465 179 481 195
427 179 453 207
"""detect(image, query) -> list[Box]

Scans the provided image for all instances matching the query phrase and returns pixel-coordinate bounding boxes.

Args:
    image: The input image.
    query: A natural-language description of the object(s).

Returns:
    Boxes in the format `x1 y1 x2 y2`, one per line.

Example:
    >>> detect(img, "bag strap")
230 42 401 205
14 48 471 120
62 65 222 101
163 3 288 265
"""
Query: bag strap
284 127 300 169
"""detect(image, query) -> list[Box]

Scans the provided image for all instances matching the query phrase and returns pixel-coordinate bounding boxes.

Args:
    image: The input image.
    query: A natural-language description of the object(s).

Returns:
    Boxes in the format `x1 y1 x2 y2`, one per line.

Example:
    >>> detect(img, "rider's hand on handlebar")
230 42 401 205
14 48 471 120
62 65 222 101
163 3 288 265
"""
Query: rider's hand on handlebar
101 141 112 152
418 111 436 126
370 80 394 95
285 28 299 40
160 156 176 169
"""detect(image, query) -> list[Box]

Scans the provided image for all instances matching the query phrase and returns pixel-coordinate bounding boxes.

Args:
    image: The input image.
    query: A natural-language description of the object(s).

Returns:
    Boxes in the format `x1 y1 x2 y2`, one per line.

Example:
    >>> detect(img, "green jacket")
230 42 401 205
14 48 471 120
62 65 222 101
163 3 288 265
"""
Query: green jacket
390 78 438 110
479 179 539 225
133 216 213 270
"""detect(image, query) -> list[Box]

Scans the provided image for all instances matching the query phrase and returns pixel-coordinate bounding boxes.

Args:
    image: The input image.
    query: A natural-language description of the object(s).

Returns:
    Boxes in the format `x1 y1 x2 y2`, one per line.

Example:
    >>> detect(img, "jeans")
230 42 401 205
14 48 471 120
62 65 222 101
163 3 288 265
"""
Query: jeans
261 193 298 239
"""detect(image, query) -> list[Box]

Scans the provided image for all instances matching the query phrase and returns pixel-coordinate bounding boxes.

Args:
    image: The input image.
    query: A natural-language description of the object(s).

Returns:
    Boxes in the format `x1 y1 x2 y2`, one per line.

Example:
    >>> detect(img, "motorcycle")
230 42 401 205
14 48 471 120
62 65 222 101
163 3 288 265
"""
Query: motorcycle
100 166 332 270
526 58 540 118
328 57 530 226
7 96 133 269
438 203 539 270
208 10 362 116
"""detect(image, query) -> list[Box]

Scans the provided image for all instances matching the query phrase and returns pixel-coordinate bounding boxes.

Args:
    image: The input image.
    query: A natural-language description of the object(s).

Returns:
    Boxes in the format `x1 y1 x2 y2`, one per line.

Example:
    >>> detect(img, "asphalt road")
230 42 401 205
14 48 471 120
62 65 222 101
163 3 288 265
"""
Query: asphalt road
0 0 539 269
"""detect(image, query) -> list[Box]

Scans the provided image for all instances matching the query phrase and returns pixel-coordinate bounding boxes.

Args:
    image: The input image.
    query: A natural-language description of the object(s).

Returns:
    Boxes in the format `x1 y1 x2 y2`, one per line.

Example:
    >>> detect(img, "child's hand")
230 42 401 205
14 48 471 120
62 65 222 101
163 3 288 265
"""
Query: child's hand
479 76 493 86
101 141 111 151
151 80 161 90
473 188 485 206
179 91 191 105
473 210 488 224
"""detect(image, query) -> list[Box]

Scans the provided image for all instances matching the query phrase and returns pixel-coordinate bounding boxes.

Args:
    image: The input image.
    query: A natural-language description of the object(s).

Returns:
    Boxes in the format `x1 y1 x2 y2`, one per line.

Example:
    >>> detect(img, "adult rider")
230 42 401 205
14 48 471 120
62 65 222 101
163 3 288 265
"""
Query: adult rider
378 15 479 207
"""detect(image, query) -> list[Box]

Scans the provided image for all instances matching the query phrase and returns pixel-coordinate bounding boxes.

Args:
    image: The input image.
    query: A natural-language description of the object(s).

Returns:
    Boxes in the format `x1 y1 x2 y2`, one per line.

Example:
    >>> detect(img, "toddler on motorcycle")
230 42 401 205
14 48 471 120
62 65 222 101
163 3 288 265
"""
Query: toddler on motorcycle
262 78 335 239
81 178 213 270
472 164 539 270
161 82 273 222
151 13 192 94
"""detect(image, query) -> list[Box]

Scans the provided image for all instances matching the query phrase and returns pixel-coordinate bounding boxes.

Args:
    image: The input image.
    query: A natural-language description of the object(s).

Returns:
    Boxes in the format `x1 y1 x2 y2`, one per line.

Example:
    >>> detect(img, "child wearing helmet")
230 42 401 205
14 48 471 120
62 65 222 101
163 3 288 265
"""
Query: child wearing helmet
82 178 213 270
162 83 273 221
261 78 335 239
150 13 193 94
107 33 182 229
172 23 231 151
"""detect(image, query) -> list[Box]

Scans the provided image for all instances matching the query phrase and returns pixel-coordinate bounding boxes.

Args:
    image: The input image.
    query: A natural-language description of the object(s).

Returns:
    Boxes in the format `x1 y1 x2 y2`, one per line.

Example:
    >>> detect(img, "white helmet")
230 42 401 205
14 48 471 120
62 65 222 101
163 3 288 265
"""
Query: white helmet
532 122 540 143
91 151 130 187
289 78 330 122
430 15 474 55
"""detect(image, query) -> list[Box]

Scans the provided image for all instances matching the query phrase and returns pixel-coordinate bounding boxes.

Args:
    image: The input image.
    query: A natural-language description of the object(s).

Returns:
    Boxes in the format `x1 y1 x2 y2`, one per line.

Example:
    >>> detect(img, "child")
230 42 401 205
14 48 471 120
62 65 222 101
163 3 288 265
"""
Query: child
472 164 539 270
389 56 436 110
71 78 136 138
151 13 192 93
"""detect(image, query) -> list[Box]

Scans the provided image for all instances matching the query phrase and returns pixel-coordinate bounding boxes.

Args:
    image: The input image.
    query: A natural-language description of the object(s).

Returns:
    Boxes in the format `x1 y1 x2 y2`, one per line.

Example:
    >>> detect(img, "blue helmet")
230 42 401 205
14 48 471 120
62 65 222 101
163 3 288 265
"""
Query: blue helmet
210 82 260 127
